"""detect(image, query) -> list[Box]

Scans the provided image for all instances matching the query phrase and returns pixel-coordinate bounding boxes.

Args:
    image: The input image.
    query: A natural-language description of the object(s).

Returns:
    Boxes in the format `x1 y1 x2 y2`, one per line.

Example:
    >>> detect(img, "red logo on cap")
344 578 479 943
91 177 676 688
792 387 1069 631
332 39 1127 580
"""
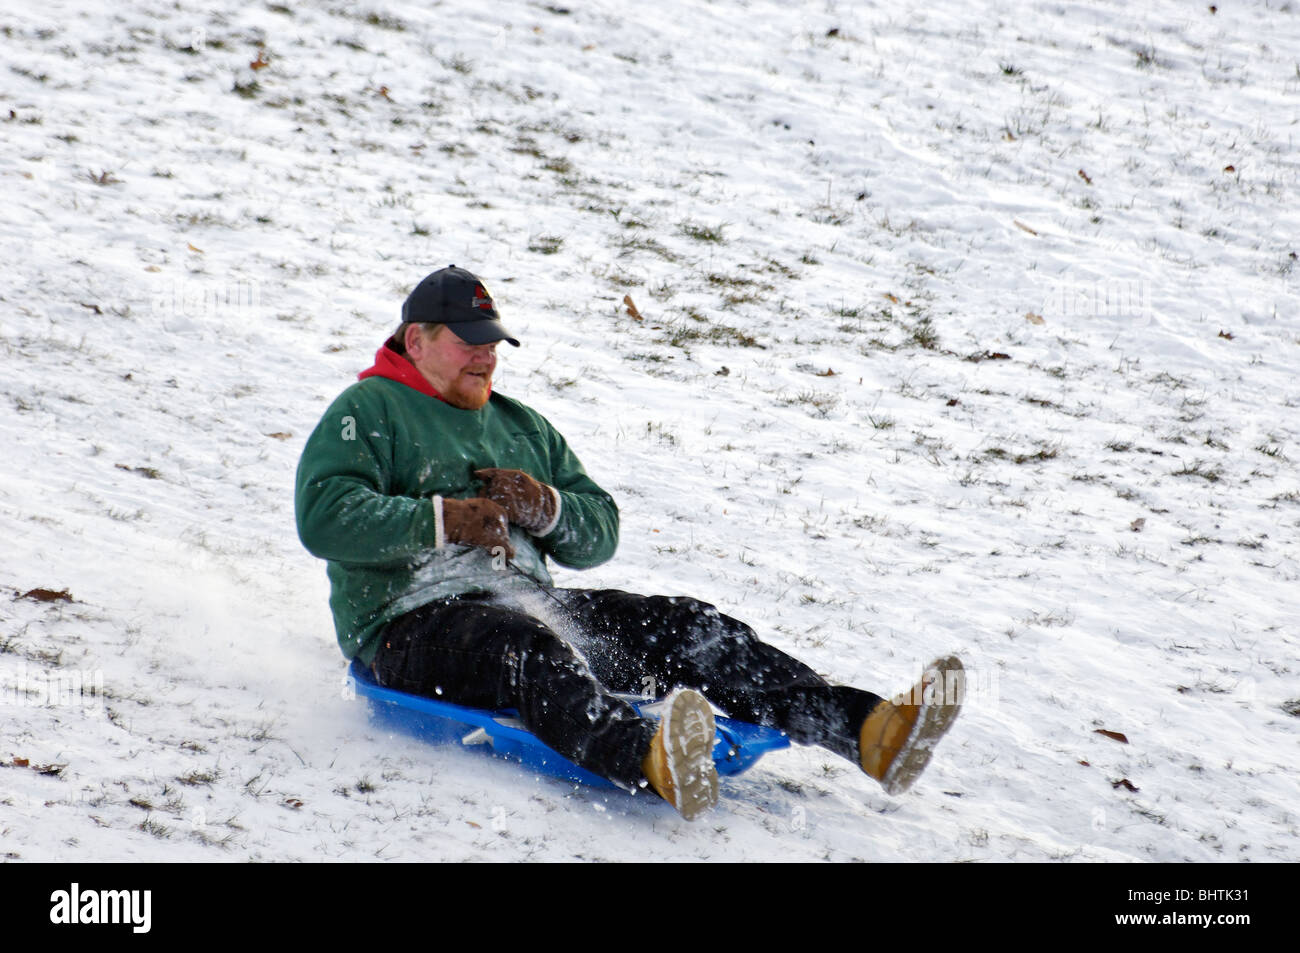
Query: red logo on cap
472 285 494 310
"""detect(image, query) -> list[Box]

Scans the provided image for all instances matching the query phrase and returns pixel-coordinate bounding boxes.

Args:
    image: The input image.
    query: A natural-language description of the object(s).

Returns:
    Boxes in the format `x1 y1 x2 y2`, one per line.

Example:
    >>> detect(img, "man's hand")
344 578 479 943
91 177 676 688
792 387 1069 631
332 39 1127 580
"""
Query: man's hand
441 497 516 560
474 468 559 535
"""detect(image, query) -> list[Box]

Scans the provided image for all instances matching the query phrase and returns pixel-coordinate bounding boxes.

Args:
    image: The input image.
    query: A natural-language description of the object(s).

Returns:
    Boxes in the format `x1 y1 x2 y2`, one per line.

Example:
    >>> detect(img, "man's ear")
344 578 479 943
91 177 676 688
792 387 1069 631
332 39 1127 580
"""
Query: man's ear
405 323 444 357
404 323 427 357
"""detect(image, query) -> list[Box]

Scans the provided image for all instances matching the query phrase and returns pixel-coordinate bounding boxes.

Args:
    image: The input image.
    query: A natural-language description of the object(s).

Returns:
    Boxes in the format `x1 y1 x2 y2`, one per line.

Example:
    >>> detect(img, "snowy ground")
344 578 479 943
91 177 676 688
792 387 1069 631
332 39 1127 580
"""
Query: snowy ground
1 0 1297 863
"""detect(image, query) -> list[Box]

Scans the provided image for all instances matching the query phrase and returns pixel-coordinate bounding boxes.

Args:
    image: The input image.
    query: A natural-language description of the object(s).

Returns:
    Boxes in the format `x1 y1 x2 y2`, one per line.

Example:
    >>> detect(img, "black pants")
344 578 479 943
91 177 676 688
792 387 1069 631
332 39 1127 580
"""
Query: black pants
371 588 883 791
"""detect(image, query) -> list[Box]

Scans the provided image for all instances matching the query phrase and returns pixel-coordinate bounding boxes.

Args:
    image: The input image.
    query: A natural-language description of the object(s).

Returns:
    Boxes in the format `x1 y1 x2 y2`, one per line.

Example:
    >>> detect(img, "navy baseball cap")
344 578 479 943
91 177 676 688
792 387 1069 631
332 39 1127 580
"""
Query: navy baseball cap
399 265 520 346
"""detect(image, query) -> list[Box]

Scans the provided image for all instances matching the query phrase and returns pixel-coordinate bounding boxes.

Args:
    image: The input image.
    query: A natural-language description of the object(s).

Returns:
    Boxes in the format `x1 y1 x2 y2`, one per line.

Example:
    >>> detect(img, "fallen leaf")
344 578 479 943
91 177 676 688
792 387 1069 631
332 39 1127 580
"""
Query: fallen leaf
1024 312 1045 325
1013 219 1039 236
1077 168 1093 185
883 292 900 304
12 758 29 768
815 368 836 377
1078 760 1091 766
187 242 203 254
265 432 293 441
1111 778 1140 792
946 398 960 407
18 588 73 603
622 294 643 321
1223 164 1235 173
466 820 481 829
144 265 162 272
1094 728 1129 744
1217 330 1234 340
1130 518 1146 532
250 50 270 70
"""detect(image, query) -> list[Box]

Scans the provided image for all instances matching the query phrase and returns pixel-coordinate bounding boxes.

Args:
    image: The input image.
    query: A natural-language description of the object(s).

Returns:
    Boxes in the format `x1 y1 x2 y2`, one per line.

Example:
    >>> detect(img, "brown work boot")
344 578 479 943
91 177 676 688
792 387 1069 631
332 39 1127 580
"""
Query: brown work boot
642 689 719 821
859 656 964 795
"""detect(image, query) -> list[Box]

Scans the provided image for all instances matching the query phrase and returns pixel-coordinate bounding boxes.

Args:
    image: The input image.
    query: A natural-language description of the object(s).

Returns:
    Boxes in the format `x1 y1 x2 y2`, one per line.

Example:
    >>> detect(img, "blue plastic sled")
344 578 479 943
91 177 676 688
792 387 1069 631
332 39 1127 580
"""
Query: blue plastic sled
348 659 790 789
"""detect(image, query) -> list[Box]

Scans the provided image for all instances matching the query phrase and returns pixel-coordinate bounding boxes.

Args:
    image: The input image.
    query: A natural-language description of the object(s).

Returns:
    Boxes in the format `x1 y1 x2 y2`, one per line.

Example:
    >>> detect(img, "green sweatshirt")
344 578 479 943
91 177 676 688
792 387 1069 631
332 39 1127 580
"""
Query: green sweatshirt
295 375 619 664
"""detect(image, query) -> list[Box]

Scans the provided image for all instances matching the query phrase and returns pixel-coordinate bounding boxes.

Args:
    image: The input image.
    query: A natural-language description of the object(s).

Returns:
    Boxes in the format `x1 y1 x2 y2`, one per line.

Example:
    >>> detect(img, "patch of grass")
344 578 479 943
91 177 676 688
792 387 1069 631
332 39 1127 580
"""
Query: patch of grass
139 815 173 839
908 316 939 350
680 221 727 243
659 319 762 349
1254 442 1287 459
616 233 678 262
444 54 473 74
594 265 642 288
1014 447 1058 465
781 390 839 418
762 258 799 280
364 11 407 30
510 137 545 159
1172 461 1223 483
527 234 564 255
706 272 757 289
1133 45 1162 70
647 280 676 302
177 770 217 786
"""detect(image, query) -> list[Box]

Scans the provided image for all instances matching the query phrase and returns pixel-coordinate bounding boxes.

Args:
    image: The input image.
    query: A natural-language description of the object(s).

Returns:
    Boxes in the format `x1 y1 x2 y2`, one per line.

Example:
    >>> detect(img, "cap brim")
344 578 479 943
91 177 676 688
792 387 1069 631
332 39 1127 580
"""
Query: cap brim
446 319 520 347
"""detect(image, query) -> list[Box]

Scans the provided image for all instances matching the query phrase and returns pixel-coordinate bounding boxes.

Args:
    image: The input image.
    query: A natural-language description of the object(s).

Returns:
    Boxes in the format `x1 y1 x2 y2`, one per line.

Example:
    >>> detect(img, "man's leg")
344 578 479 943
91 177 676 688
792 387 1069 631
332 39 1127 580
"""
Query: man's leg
371 596 656 791
556 589 884 764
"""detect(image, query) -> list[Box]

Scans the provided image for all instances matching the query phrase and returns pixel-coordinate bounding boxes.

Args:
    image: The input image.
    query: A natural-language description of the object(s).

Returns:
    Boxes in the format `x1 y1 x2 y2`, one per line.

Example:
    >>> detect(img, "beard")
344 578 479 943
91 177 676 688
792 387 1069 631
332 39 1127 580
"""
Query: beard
442 370 493 410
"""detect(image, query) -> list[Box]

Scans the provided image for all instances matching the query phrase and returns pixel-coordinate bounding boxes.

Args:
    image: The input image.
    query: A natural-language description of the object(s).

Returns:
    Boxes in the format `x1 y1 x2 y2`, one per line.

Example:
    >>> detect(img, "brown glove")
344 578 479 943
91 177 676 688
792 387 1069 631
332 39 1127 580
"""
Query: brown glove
440 496 515 560
473 468 559 535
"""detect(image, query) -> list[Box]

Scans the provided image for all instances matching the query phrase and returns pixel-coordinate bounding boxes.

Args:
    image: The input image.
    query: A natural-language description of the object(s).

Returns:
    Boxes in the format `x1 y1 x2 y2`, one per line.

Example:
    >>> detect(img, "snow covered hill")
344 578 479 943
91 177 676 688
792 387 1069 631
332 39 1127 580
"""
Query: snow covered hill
1 0 1297 862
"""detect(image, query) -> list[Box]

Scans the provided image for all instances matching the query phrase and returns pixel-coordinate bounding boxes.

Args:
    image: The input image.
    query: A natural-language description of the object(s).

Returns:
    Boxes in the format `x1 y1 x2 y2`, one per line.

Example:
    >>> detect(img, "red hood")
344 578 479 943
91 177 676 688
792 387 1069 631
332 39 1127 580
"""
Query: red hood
358 343 445 401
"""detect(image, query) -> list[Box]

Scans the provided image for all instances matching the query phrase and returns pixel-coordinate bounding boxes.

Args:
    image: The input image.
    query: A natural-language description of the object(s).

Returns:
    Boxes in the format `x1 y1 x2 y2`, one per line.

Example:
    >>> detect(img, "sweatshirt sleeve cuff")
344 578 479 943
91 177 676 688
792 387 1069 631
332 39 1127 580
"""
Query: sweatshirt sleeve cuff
534 485 562 537
432 495 446 549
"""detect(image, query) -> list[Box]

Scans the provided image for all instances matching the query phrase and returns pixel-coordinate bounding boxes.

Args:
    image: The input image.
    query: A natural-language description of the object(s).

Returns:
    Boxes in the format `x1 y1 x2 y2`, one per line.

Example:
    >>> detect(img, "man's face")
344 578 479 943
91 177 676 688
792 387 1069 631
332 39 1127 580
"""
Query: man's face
405 324 497 410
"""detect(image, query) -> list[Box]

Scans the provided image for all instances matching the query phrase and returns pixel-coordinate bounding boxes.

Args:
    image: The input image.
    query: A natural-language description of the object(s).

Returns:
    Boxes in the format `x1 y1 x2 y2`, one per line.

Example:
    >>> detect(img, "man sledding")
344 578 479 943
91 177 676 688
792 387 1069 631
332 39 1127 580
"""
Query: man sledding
295 265 964 820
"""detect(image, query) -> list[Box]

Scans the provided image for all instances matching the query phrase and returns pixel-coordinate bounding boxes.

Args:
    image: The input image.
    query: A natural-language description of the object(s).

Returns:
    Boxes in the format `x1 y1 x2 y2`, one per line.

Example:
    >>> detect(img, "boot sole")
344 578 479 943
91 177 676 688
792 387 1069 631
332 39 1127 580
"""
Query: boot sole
881 656 965 796
663 690 720 821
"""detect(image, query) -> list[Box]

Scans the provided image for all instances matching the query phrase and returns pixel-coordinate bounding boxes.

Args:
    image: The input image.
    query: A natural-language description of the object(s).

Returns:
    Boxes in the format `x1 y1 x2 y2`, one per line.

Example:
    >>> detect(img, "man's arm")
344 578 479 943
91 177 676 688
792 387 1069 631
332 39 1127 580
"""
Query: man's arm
297 387 522 566
475 410 619 570
295 393 439 566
